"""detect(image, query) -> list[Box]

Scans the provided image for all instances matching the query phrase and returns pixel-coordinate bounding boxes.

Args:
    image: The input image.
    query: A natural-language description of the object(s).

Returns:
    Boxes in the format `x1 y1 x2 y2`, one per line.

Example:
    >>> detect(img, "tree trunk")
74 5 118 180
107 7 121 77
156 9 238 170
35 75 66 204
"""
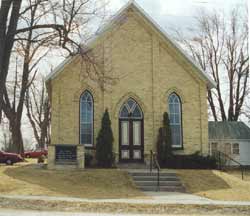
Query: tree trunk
10 119 24 154
0 0 23 117
207 89 218 121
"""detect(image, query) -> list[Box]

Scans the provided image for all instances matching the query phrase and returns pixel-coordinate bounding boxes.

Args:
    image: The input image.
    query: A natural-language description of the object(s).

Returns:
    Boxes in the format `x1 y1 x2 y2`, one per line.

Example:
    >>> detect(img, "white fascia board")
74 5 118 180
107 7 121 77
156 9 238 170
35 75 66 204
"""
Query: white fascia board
45 55 76 82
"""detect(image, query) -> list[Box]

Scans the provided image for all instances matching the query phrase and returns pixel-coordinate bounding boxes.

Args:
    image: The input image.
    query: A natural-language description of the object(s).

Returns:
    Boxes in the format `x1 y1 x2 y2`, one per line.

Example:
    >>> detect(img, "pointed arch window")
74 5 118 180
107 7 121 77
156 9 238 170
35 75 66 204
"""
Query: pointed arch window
168 93 182 148
119 98 143 119
80 91 93 146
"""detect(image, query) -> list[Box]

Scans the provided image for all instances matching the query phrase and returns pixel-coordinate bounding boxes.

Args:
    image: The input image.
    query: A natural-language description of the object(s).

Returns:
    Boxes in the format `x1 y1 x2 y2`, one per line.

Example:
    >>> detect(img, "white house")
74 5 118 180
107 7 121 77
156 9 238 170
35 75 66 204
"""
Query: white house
209 121 250 166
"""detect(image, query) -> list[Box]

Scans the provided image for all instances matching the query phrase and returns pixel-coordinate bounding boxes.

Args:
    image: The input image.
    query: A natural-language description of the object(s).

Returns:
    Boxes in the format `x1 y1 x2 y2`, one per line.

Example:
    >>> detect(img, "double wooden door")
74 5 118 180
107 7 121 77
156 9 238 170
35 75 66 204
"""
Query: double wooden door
119 119 144 162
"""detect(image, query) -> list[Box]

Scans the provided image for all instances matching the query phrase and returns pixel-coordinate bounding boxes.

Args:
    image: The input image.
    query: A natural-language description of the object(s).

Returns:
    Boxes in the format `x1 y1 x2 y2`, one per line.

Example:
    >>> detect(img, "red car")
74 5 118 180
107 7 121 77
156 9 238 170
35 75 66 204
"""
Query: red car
0 150 24 165
23 149 48 158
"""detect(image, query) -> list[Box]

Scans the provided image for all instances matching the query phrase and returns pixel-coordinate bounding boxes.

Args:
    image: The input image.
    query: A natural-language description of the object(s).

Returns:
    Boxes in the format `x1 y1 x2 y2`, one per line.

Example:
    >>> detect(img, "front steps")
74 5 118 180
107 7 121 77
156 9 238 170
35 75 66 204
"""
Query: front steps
117 163 148 169
129 171 186 192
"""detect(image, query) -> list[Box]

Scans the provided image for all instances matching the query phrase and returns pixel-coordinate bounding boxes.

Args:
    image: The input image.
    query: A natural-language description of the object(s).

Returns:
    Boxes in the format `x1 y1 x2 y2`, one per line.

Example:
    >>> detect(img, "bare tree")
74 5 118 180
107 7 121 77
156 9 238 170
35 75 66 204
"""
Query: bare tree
1 0 106 153
175 6 249 121
0 0 23 120
0 0 105 119
25 76 50 149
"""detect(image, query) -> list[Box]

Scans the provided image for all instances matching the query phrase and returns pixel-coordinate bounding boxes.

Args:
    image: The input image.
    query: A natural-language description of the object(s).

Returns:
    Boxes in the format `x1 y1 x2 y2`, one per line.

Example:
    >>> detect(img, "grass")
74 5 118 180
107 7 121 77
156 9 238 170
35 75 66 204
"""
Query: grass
226 169 250 181
0 159 144 199
175 169 250 201
1 159 250 202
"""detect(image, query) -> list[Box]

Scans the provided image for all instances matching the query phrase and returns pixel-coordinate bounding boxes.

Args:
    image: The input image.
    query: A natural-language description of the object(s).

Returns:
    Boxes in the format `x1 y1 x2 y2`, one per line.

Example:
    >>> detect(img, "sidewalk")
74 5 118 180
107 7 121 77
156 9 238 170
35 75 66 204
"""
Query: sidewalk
1 192 250 206
0 208 232 216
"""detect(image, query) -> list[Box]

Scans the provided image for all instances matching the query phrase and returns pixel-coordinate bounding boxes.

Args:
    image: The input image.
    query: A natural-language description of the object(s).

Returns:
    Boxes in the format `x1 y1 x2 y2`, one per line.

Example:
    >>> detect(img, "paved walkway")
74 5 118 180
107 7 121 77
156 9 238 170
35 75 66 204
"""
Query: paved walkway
1 192 250 206
0 208 228 216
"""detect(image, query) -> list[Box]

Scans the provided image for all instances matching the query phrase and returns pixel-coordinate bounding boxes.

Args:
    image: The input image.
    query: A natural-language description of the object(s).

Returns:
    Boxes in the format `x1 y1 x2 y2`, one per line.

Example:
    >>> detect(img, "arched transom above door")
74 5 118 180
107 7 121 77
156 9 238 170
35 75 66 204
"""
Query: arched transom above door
119 98 143 119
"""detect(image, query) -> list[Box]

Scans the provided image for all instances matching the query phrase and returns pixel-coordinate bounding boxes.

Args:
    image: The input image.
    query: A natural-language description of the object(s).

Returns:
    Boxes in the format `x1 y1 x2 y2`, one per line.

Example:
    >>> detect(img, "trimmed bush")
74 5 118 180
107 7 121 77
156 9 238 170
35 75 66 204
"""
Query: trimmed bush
85 153 93 167
96 109 114 168
157 112 172 166
164 151 217 169
164 112 172 158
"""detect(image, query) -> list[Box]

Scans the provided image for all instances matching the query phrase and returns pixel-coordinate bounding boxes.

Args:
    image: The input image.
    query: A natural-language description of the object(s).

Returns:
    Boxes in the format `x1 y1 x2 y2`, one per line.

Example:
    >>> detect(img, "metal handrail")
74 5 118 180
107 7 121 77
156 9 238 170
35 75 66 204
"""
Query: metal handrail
150 150 161 191
214 150 245 180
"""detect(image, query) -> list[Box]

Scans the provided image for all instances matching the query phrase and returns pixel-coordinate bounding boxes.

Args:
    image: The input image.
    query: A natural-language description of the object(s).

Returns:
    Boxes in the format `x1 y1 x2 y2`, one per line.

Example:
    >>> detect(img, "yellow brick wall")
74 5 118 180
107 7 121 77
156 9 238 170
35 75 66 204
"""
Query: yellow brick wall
48 9 209 164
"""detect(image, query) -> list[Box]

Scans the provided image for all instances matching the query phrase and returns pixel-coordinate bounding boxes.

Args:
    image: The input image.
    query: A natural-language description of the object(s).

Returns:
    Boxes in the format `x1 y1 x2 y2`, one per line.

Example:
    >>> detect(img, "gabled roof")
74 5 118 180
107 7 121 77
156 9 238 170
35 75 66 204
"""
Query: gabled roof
45 0 216 89
209 121 250 140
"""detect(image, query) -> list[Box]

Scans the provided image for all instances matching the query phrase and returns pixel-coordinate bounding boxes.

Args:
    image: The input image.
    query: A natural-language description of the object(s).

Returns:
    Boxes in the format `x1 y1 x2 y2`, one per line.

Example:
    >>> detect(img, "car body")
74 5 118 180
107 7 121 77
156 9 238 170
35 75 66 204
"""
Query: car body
0 150 24 165
23 149 48 158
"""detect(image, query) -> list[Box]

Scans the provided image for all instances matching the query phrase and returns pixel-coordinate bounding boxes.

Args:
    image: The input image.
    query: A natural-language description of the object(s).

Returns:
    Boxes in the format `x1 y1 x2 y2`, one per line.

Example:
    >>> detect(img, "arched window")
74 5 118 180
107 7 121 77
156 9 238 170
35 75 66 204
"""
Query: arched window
80 91 93 146
168 93 182 148
119 98 143 119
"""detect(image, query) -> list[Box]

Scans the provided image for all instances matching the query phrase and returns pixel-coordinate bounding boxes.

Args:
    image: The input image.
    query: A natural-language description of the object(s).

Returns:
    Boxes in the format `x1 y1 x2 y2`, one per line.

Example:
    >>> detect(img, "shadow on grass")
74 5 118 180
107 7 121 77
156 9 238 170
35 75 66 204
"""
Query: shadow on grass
176 169 231 193
4 163 143 199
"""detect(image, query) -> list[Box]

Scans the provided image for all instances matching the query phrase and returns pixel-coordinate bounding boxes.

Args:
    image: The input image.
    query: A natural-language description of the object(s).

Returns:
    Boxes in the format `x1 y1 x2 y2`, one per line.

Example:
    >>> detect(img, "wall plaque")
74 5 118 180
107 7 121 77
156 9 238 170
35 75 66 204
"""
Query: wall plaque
55 145 77 163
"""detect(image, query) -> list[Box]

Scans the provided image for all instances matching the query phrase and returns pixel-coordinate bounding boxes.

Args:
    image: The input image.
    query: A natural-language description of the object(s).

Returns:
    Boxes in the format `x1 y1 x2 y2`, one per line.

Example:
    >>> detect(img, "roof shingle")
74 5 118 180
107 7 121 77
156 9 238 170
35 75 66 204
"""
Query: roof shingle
209 121 250 140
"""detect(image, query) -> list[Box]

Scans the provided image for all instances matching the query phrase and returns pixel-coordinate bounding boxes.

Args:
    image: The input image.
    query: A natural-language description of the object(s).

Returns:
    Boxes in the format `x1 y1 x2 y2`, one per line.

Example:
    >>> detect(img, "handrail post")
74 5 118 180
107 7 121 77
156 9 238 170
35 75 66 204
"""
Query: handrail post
219 152 221 170
150 151 152 173
241 165 244 180
157 168 160 191
149 150 161 191
217 150 244 180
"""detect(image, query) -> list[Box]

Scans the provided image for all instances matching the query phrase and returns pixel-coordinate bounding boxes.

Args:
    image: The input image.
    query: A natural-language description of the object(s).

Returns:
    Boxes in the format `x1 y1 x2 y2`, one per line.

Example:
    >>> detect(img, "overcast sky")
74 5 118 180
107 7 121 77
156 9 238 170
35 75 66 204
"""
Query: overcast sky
42 0 246 77
108 0 246 32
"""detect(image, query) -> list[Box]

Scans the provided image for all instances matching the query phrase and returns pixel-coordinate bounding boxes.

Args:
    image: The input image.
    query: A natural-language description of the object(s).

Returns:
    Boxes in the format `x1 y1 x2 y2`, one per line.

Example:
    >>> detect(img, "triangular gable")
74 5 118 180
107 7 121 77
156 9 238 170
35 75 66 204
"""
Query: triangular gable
46 0 216 89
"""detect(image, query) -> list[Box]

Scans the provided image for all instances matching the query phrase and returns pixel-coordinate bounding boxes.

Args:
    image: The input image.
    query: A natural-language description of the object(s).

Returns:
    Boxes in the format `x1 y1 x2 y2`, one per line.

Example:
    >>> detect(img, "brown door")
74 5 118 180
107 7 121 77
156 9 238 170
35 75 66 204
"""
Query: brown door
119 98 144 162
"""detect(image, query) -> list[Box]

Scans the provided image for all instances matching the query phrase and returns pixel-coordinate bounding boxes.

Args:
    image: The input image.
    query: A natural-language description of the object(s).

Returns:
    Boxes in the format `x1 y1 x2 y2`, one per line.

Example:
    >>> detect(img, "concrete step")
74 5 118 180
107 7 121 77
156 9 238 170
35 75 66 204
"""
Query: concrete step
137 185 186 192
117 163 148 169
130 172 177 177
132 176 178 181
134 180 182 186
128 170 186 192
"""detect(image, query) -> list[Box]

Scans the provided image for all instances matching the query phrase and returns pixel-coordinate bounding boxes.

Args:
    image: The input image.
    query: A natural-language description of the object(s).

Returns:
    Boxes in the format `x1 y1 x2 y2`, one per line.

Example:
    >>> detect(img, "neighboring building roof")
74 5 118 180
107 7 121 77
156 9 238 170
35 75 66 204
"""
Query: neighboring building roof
209 121 250 140
45 0 216 89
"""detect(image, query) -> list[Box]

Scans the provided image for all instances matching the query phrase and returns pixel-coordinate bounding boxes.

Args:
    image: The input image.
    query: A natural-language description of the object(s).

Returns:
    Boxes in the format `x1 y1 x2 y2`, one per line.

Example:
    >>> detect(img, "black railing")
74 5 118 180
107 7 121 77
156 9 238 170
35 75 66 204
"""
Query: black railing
214 150 245 180
150 150 160 191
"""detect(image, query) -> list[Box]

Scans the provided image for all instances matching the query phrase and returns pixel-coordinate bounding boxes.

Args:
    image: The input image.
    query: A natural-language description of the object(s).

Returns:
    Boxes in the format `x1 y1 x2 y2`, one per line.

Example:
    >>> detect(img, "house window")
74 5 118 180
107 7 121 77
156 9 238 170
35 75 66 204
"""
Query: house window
80 91 93 146
210 142 218 155
168 93 182 148
232 143 239 155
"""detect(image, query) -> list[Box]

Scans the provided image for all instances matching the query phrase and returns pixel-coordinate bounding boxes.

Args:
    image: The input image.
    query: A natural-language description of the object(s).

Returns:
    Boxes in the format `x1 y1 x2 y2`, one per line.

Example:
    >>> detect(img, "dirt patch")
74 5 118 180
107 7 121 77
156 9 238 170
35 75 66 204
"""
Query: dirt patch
0 197 249 215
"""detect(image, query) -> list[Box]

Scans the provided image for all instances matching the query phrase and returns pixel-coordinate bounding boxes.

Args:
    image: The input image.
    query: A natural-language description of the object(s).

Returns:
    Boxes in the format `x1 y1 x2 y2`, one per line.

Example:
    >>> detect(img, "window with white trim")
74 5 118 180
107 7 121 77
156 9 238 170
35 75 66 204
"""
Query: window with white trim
119 98 143 119
232 143 239 155
80 91 93 146
168 93 182 148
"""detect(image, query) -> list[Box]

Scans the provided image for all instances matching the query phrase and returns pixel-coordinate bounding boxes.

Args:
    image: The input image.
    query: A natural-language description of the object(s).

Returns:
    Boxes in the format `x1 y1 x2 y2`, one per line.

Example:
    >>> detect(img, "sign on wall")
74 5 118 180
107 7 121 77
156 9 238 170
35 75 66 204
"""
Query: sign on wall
55 145 77 163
